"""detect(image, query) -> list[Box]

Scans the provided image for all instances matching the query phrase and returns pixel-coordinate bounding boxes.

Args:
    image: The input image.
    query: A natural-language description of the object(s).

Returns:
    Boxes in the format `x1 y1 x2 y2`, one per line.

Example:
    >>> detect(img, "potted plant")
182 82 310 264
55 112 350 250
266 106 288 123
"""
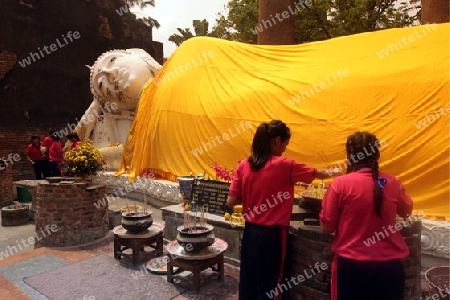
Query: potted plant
62 139 106 180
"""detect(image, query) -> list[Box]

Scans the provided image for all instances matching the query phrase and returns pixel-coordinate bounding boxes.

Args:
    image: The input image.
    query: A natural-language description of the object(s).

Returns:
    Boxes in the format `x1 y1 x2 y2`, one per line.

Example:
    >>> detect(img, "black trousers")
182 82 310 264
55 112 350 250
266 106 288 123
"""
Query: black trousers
48 161 60 177
239 222 283 300
42 159 51 178
337 256 405 300
32 160 47 180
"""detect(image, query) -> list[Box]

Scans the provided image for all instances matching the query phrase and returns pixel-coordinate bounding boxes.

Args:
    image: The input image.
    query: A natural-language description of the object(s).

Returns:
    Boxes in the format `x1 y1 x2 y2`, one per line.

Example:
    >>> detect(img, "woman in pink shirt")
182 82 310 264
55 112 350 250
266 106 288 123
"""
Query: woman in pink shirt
320 132 413 300
48 134 63 177
64 132 81 151
227 120 340 300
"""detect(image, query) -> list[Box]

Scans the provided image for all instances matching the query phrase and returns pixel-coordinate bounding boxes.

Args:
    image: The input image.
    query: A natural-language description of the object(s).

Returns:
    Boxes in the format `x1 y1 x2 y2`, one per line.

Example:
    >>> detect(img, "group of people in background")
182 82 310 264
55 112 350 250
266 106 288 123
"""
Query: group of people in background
26 129 80 180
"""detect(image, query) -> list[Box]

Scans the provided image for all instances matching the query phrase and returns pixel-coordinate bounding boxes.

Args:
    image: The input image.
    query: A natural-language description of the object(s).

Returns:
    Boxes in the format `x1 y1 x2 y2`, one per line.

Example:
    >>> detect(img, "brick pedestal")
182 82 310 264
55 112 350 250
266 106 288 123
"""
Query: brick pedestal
288 220 422 300
35 179 109 247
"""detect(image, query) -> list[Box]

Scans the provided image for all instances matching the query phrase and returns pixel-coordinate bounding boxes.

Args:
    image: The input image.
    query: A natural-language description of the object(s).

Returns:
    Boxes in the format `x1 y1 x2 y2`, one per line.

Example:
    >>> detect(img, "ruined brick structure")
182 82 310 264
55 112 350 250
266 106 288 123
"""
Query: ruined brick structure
0 0 163 182
34 179 108 247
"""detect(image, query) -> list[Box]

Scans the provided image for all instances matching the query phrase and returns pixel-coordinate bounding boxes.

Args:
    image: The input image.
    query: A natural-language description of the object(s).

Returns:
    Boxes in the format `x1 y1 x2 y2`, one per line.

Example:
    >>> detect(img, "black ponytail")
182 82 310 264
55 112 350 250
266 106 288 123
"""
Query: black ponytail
248 120 290 171
346 132 383 218
371 159 383 218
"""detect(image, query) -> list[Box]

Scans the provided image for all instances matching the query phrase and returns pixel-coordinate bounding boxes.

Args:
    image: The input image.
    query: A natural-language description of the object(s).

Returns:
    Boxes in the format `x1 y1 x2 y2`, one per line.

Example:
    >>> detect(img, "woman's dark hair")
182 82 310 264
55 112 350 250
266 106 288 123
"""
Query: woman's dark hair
31 135 39 140
346 132 383 218
67 132 80 141
51 133 60 141
248 120 290 171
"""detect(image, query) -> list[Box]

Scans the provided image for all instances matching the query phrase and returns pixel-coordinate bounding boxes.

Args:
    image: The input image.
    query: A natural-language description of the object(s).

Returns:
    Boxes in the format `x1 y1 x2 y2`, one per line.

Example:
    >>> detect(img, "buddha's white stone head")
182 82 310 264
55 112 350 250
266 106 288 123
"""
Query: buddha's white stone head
88 49 162 112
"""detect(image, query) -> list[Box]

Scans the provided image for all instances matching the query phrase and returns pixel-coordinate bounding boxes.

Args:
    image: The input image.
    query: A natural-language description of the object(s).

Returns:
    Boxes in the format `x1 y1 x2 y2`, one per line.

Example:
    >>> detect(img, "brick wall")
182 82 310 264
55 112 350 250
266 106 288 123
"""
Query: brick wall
0 160 14 207
0 128 51 182
34 179 109 247
288 221 421 300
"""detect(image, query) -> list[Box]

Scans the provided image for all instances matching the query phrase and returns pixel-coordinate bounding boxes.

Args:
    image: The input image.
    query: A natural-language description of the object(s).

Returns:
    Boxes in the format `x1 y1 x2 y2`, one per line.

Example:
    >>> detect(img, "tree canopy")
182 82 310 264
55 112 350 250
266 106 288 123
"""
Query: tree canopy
210 0 421 44
126 0 161 29
168 19 211 47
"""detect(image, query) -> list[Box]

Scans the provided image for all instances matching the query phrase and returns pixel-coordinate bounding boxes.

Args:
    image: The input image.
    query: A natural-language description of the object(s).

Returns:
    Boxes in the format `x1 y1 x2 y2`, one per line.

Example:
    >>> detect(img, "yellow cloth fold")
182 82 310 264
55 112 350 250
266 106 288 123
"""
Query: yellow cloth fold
118 23 450 219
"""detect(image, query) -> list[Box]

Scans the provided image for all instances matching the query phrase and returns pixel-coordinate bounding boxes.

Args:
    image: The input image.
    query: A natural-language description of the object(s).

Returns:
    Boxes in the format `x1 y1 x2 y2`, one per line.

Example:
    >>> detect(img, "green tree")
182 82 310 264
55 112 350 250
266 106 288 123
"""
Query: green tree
126 0 161 29
168 19 211 47
210 0 259 43
210 0 421 44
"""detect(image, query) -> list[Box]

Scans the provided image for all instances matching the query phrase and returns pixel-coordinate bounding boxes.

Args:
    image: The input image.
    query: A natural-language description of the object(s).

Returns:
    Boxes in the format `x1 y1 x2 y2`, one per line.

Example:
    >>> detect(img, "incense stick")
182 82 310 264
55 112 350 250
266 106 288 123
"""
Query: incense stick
144 188 147 214
318 151 333 169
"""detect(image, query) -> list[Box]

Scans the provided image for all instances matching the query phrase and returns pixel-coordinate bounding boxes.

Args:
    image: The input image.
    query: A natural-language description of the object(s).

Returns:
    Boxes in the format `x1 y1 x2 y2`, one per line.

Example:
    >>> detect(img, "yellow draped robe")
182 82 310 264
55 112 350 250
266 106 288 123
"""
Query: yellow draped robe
118 23 450 219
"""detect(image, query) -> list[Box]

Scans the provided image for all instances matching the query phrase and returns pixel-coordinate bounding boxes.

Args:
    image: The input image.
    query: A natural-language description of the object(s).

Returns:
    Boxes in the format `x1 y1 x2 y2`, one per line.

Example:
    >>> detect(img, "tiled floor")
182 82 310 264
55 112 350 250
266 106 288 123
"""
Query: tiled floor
0 198 240 299
0 234 240 299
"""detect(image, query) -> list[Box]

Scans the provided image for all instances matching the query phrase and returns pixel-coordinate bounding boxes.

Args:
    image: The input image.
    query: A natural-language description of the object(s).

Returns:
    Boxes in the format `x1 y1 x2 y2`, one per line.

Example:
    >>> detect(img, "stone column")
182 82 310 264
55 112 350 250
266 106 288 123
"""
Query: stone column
421 0 450 24
257 0 296 45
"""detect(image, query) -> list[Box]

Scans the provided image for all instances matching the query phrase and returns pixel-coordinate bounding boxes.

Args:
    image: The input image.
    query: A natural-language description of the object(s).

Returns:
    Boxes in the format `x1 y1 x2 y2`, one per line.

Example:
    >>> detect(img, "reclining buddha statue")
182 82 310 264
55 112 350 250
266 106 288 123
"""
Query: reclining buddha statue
74 48 162 170
76 23 448 220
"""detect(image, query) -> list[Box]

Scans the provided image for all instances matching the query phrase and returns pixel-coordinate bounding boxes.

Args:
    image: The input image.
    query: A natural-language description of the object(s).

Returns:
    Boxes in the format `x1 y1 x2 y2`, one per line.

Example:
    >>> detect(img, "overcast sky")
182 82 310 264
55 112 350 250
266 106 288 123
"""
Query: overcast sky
132 0 230 58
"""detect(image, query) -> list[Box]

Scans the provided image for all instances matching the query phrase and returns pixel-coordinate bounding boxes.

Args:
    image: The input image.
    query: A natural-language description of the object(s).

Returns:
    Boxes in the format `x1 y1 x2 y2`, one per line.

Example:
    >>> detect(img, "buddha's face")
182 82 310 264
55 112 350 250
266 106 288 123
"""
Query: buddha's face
91 50 158 111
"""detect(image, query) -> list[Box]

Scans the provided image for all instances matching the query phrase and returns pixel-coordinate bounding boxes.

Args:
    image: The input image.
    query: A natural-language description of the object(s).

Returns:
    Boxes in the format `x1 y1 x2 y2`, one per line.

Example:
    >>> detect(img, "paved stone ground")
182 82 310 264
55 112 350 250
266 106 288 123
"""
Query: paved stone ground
0 198 240 300
1 197 445 299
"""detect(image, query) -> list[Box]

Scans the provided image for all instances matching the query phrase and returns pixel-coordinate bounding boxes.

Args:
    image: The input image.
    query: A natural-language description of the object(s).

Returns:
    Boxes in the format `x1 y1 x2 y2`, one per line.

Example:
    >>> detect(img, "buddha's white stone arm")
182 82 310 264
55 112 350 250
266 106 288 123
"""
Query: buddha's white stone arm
75 99 102 142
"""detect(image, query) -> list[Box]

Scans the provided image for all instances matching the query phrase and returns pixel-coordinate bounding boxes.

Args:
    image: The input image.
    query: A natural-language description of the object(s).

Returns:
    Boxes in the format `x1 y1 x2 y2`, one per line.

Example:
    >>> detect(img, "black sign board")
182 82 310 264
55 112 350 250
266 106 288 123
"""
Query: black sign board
191 180 233 216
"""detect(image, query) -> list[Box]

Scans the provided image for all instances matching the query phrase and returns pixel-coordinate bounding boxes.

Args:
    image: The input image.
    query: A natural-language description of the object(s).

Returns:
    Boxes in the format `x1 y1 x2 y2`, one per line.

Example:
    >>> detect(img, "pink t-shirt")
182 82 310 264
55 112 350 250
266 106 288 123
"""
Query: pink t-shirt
320 169 412 261
229 156 316 226
49 141 63 162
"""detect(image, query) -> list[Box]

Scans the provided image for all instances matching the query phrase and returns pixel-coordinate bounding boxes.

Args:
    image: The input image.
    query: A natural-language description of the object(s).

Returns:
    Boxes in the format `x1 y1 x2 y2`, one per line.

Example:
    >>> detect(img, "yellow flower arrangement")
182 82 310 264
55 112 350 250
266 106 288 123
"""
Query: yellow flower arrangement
62 139 105 176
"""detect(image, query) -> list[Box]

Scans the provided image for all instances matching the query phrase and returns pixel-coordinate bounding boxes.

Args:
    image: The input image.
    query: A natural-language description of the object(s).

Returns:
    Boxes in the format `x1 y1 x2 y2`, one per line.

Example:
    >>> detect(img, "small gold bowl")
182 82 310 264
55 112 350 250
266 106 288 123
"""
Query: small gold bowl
233 205 243 214
120 205 142 213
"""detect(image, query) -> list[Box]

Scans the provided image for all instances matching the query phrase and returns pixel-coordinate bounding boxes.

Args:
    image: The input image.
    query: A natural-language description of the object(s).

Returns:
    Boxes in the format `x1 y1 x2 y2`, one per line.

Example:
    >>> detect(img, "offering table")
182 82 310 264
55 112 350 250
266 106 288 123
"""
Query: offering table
113 222 164 266
166 238 227 293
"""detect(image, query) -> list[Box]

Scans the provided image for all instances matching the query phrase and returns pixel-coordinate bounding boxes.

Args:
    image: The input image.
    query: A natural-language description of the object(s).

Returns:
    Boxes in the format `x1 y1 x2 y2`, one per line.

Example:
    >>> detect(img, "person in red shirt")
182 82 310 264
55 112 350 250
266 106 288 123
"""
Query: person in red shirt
320 132 413 300
26 135 46 179
227 120 341 300
48 133 63 177
41 129 55 177
64 132 81 151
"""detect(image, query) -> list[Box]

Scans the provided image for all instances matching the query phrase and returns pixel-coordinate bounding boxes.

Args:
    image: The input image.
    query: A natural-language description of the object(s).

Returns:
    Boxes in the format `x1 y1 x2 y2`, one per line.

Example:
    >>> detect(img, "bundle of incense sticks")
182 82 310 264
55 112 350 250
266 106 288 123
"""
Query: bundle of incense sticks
184 211 197 233
199 205 208 228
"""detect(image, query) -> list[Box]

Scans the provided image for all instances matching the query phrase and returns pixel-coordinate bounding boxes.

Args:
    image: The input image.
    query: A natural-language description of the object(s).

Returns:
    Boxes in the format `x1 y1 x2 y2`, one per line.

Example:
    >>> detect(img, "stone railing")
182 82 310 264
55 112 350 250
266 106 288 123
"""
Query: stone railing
93 172 181 205
420 219 450 258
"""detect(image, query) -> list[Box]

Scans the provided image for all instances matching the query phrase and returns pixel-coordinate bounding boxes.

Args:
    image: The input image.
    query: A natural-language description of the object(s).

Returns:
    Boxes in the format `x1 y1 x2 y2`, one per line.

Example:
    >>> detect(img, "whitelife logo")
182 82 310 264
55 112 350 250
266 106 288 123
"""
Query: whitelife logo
0 224 59 260
0 153 21 171
190 121 253 157
251 0 312 35
414 104 450 130
288 69 350 106
376 23 439 59
18 31 81 68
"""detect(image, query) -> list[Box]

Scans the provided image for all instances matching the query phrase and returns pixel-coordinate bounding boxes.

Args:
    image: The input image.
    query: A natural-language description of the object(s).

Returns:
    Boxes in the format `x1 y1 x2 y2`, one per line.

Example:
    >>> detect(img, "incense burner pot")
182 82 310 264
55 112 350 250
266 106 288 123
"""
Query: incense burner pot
176 223 215 253
121 211 153 233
